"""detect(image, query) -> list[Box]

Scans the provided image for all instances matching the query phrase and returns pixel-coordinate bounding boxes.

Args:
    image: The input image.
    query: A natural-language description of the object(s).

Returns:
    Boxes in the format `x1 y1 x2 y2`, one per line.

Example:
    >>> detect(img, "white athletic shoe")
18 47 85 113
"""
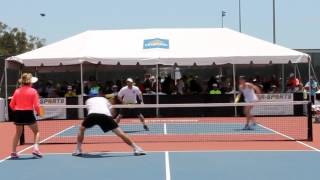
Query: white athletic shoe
134 147 146 156
72 149 82 156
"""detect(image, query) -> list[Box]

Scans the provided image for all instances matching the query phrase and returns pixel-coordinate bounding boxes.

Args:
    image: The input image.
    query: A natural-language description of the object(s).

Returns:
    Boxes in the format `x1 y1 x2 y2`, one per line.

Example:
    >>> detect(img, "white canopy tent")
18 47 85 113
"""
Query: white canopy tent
4 28 311 119
7 28 309 66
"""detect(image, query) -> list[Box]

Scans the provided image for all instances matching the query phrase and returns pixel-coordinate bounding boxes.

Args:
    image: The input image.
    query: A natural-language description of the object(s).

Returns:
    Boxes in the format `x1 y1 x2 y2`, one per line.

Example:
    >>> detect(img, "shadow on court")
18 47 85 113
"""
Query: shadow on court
123 130 145 133
7 156 38 161
75 153 137 158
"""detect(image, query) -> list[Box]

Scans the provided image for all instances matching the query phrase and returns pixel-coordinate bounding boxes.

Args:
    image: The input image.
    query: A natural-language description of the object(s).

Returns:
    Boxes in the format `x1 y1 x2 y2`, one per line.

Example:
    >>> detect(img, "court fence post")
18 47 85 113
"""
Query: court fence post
307 101 313 141
4 60 8 121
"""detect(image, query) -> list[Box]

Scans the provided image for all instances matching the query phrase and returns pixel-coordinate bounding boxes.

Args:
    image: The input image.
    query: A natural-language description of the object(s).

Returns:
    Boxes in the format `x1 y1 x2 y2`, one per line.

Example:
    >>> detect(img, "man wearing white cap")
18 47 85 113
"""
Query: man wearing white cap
115 78 149 131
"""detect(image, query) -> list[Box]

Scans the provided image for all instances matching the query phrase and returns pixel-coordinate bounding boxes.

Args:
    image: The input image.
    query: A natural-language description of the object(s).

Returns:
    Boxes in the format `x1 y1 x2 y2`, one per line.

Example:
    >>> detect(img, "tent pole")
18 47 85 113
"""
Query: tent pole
310 63 319 86
293 64 297 78
4 60 8 121
35 67 38 77
281 64 285 92
232 64 237 117
308 58 312 102
156 64 159 117
80 63 84 97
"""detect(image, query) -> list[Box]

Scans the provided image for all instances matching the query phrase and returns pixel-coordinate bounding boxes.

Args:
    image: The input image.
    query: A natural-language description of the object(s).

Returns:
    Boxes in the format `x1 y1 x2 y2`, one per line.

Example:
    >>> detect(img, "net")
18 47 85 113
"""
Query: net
21 101 312 144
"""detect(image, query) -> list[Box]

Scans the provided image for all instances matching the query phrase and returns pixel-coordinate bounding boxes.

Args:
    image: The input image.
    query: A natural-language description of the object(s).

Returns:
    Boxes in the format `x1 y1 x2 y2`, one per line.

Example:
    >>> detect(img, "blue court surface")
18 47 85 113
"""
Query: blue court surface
58 123 274 137
0 150 318 180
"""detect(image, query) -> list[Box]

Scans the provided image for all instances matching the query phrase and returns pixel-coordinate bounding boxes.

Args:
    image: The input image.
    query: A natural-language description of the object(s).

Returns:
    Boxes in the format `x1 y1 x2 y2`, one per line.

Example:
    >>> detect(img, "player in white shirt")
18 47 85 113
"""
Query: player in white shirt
235 76 261 130
115 78 149 131
72 92 146 156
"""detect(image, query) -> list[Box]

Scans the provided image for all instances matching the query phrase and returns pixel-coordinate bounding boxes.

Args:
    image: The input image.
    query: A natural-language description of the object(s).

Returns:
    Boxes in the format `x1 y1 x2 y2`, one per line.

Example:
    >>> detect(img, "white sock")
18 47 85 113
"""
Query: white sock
76 142 82 151
132 143 140 150
34 143 39 150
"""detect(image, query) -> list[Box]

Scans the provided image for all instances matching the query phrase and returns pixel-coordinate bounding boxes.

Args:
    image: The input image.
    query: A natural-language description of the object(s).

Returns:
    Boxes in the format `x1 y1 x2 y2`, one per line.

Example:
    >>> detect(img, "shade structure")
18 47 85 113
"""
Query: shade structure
6 28 309 66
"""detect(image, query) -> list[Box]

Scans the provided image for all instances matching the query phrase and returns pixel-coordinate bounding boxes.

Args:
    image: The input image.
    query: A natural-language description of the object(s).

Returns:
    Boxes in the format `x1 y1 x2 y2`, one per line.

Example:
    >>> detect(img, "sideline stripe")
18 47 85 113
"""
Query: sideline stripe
18 149 314 156
258 124 320 152
164 123 167 135
165 151 171 180
0 125 75 164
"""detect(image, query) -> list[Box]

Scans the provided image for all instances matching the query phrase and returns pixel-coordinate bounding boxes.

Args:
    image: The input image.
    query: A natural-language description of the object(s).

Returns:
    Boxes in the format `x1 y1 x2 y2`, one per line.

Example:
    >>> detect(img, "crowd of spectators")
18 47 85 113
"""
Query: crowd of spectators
33 73 318 98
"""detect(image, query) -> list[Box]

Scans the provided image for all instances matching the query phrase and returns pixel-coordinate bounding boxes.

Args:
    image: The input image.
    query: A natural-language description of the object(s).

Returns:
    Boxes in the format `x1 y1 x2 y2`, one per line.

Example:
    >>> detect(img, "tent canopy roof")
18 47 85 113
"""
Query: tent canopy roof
7 28 309 66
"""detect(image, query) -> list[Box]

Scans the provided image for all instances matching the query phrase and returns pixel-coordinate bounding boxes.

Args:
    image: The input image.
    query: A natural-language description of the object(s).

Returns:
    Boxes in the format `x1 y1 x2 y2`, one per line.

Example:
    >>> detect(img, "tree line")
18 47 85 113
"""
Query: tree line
0 21 45 57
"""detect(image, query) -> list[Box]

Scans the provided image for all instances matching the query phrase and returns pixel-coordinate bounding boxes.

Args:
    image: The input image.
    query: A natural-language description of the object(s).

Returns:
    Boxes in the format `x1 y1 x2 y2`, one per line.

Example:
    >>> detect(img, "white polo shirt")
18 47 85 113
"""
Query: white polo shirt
85 97 112 116
118 86 142 104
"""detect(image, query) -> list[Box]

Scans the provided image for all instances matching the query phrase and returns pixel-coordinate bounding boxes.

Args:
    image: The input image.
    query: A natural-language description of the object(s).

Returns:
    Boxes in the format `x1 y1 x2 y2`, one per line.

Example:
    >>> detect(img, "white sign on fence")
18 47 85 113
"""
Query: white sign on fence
39 98 66 120
252 93 294 115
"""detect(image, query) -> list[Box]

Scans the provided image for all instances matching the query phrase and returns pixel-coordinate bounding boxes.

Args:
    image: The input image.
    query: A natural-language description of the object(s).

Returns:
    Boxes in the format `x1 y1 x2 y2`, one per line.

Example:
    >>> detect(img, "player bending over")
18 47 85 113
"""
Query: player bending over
236 76 261 130
72 92 146 156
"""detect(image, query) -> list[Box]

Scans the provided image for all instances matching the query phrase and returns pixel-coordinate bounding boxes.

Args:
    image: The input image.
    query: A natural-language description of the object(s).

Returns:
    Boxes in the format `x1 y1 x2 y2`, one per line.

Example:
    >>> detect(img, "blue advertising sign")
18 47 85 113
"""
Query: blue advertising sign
143 38 169 49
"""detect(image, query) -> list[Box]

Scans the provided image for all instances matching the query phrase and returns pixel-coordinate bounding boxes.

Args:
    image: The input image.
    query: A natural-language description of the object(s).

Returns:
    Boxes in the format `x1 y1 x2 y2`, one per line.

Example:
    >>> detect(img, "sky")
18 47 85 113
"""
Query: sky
1 0 319 49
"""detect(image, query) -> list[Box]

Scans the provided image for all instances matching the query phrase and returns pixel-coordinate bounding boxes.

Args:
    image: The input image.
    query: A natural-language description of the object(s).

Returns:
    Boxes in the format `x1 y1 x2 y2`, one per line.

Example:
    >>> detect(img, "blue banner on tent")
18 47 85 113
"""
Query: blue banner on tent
143 38 169 49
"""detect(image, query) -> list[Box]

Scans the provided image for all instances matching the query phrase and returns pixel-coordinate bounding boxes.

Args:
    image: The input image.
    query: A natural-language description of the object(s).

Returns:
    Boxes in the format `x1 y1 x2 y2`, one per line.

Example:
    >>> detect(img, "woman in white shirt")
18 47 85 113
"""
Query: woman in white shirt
236 76 261 130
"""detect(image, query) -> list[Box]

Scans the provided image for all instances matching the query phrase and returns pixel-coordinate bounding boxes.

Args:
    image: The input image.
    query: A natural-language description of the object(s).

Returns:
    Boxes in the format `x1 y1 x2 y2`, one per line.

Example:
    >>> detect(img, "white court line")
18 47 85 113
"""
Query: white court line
163 123 167 135
258 124 320 152
18 149 314 156
0 125 75 164
165 151 171 180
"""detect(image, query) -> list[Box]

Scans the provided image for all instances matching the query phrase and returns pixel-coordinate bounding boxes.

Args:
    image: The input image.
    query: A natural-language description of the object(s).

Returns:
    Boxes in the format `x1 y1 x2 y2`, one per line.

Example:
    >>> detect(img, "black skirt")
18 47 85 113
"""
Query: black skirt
13 110 36 125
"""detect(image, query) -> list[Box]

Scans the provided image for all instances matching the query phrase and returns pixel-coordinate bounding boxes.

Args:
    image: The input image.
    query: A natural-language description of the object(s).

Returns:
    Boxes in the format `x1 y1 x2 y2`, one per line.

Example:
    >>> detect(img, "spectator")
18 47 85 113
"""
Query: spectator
162 75 175 95
286 73 300 92
84 81 90 95
58 81 68 97
88 80 100 96
46 81 57 97
116 80 123 90
209 83 222 95
269 85 279 93
305 76 319 103
143 74 152 92
135 78 145 93
189 76 202 94
219 76 232 94
111 85 119 96
269 74 280 88
65 86 77 97
207 76 218 93
152 77 162 93
176 78 185 95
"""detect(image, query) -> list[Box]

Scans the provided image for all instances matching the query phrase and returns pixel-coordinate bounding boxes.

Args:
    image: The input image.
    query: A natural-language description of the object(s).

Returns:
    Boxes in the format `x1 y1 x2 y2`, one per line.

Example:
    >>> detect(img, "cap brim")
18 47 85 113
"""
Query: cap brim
31 77 38 83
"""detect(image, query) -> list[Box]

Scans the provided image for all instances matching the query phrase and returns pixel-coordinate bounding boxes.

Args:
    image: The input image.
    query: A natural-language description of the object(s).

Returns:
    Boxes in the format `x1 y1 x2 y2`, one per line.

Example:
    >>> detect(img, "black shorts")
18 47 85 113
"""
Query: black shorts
13 110 36 125
82 113 118 132
119 107 141 117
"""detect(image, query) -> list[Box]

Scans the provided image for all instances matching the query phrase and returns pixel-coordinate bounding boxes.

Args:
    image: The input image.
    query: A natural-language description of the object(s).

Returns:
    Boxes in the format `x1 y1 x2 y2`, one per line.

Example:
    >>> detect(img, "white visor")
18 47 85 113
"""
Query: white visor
31 77 38 84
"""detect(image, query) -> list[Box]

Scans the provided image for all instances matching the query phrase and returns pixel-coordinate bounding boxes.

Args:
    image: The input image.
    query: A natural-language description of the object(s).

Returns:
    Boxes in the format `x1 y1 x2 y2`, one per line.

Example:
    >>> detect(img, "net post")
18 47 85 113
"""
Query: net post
19 125 25 145
307 101 313 141
4 60 8 121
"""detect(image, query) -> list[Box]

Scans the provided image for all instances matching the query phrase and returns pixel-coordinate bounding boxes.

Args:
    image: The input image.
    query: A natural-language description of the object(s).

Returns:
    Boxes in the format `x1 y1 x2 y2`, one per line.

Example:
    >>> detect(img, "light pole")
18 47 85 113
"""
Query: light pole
272 0 276 44
239 0 242 32
221 10 227 28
